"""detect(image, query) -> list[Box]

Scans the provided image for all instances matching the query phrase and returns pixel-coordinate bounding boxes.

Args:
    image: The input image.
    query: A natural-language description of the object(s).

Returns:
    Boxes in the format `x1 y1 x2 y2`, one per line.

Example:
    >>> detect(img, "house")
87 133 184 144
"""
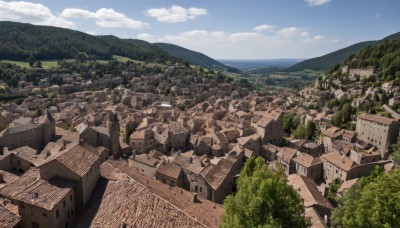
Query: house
276 147 300 175
288 174 333 227
39 143 101 212
0 111 55 152
356 113 400 158
0 205 21 228
155 162 182 187
200 156 239 204
13 176 77 228
237 134 261 156
293 153 323 181
261 143 281 162
129 128 156 154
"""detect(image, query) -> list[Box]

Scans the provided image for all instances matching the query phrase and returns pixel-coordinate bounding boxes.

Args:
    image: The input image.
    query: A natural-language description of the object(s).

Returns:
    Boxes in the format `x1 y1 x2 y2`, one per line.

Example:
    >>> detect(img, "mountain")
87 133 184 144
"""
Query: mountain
154 43 240 73
0 21 179 62
286 31 400 72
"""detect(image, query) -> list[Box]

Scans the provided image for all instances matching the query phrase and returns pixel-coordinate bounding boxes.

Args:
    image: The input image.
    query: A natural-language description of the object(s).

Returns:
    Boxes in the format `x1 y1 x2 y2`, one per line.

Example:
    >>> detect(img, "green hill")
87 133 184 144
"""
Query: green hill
286 32 400 72
154 43 240 73
0 21 178 62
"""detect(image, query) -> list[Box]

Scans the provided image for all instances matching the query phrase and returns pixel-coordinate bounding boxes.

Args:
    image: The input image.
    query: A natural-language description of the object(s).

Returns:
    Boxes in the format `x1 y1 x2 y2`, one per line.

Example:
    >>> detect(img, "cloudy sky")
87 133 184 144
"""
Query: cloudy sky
0 0 399 59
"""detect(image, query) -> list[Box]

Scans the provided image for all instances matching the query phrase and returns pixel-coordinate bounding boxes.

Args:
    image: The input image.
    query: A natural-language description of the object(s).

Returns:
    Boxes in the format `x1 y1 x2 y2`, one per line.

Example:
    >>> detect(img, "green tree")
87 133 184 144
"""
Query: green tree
222 157 310 228
331 166 400 228
392 134 400 165
26 54 35 67
293 124 308 139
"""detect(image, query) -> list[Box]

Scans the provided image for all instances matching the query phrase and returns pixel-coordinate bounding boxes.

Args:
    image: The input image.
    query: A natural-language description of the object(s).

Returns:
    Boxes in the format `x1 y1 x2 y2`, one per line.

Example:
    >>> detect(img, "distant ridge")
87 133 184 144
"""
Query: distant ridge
286 31 400 72
0 21 238 72
154 43 240 73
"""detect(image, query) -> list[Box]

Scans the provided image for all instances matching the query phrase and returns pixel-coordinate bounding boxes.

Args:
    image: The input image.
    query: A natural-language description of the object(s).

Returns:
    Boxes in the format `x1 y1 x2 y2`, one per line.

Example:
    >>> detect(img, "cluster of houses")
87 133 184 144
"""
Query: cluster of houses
0 63 399 228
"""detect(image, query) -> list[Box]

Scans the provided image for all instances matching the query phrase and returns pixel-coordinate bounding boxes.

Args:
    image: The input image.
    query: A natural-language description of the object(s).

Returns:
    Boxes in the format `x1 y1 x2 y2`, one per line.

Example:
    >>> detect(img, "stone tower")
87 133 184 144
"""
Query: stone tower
108 112 121 159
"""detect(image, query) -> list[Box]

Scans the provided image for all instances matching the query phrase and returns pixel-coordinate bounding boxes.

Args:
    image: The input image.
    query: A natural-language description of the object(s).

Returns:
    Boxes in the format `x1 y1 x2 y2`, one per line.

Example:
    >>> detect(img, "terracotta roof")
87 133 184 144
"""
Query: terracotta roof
45 144 99 177
0 205 21 228
256 117 273 128
338 178 359 194
321 126 343 139
305 207 328 228
0 169 40 199
262 143 281 154
201 158 236 191
134 154 159 167
237 134 260 145
321 153 357 172
287 174 333 210
358 113 397 125
156 163 181 180
14 176 76 211
79 161 223 228
276 147 299 164
293 153 322 168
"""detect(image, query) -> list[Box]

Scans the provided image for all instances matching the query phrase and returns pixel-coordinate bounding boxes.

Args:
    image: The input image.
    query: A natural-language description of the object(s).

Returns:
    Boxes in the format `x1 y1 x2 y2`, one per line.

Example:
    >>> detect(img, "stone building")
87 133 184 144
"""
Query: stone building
356 113 400 158
129 128 156 154
0 111 55 153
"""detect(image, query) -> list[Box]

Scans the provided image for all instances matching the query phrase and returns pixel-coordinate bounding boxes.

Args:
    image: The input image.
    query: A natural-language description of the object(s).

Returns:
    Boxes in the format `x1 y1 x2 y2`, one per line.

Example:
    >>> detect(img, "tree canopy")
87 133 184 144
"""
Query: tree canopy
331 167 400 227
222 157 310 228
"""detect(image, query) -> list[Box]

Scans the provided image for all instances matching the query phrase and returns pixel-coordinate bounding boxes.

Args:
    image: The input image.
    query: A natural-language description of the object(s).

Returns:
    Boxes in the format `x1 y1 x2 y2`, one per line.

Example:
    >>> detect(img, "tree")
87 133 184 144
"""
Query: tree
222 157 310 228
331 166 400 227
392 134 400 165
27 54 35 67
293 124 308 139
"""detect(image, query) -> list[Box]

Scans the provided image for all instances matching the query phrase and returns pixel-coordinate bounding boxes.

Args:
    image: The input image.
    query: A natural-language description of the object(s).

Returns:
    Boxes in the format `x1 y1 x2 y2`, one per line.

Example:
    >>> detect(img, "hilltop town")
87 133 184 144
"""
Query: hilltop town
0 18 399 227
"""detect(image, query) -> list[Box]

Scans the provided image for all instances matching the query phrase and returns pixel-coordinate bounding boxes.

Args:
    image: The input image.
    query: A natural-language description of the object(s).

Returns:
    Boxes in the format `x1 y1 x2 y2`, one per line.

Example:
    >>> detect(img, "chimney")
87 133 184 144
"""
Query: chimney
192 193 198 203
189 157 193 163
32 193 38 199
0 173 4 183
3 147 8 155
79 139 84 146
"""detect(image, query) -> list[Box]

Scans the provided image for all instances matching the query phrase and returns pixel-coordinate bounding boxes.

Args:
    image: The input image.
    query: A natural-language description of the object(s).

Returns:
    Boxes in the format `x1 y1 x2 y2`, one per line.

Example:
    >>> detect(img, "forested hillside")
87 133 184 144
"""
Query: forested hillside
287 31 400 72
0 21 178 62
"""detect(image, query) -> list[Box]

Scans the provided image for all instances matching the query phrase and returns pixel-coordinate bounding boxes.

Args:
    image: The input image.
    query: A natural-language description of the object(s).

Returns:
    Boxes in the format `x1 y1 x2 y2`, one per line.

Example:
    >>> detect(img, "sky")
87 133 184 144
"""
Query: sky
0 0 399 59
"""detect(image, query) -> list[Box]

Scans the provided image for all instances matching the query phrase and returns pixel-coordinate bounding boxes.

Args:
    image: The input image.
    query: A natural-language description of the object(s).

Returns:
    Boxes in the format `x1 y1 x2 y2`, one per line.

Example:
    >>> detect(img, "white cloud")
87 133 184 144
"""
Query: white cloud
277 27 310 39
62 8 148 29
156 26 341 59
145 5 208 23
253 24 275 32
305 0 331 6
137 33 156 42
0 0 74 28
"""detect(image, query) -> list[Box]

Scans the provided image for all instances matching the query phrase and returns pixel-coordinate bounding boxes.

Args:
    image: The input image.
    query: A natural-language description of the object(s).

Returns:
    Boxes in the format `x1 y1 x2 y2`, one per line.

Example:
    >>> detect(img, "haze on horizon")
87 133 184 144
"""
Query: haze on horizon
0 0 399 59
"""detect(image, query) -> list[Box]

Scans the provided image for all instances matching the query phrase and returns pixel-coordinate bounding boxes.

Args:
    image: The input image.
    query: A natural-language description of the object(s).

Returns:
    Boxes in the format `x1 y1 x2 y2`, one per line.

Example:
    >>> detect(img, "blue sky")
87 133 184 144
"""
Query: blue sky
0 0 399 59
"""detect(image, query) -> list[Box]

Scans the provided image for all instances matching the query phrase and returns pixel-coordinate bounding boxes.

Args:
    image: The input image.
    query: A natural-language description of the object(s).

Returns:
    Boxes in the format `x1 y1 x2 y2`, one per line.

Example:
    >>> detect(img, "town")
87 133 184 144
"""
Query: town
0 48 399 227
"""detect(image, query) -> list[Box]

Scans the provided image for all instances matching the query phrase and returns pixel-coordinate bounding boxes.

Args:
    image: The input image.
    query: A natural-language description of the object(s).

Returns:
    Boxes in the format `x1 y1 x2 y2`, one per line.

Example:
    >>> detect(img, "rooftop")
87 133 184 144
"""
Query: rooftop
14 176 76 211
0 205 21 228
358 113 397 125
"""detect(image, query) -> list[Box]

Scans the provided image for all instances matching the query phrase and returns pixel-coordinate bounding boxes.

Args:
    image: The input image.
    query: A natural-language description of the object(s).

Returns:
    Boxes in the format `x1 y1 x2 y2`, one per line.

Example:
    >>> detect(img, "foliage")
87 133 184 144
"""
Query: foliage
222 157 310 228
331 166 400 228
287 31 400 72
331 103 355 128
0 21 179 63
391 134 400 165
293 121 316 140
283 113 301 134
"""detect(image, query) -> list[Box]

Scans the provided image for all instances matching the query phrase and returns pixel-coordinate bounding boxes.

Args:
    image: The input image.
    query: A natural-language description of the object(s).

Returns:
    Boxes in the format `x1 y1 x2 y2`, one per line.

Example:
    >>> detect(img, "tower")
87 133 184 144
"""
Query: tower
108 112 121 159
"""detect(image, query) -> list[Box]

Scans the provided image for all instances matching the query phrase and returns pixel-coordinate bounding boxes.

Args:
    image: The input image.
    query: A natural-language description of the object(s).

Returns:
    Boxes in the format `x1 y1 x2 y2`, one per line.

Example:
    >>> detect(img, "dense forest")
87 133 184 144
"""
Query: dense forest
286 31 400 72
343 38 400 79
0 21 179 62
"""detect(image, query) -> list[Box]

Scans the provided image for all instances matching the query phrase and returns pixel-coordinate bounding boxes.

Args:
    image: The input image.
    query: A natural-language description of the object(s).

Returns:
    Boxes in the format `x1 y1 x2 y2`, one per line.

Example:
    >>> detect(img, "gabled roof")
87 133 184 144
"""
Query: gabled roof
42 144 99 177
293 153 322 168
0 205 21 228
14 176 76 211
288 174 333 210
276 147 299 164
201 158 236 191
156 163 181 180
321 153 357 172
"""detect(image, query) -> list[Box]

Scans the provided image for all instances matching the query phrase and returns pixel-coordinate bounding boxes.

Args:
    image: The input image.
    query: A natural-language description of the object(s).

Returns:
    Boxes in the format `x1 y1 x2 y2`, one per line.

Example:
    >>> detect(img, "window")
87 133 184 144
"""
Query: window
70 195 73 201
200 187 203 193
63 200 66 208
43 212 47 217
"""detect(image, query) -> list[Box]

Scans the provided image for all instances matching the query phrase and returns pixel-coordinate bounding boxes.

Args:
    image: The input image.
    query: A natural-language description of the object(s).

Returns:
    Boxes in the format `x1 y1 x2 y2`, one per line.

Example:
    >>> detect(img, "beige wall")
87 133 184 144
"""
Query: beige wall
18 189 76 228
